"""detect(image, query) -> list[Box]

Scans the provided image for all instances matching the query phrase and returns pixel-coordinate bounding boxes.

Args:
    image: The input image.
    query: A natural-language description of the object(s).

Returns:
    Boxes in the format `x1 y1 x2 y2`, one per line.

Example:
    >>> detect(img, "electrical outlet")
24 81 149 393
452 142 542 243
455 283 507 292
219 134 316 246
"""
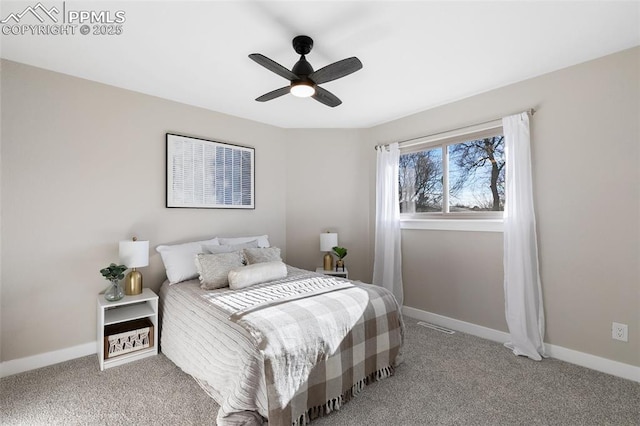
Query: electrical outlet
612 322 628 342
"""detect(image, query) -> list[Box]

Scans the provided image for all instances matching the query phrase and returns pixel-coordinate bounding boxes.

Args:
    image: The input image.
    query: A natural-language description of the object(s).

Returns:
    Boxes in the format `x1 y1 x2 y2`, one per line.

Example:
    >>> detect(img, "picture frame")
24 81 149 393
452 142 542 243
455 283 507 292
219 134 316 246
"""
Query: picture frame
166 133 255 209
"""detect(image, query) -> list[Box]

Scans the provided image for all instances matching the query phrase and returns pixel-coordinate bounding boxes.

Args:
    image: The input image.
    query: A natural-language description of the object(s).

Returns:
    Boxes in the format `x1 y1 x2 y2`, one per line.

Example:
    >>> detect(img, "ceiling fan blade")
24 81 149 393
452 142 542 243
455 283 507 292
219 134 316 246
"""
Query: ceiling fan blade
312 86 342 107
249 53 298 81
309 57 363 84
255 86 290 102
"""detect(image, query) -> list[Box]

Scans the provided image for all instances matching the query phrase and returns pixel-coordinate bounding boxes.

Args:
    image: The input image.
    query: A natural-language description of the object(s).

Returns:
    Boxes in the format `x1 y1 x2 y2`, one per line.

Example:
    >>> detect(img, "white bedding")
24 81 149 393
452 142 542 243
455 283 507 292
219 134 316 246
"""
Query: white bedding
159 266 404 425
160 274 270 425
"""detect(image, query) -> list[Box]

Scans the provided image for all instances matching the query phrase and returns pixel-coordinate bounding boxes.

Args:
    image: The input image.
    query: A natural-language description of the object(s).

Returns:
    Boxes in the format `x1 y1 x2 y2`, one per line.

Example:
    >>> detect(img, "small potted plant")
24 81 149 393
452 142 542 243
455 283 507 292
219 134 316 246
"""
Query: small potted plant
332 246 348 272
100 263 128 301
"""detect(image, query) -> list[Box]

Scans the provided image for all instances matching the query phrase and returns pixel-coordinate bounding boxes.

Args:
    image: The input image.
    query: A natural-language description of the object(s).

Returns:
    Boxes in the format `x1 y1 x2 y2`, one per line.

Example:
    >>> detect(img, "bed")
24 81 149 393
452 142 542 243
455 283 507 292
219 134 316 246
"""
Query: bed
157 240 404 426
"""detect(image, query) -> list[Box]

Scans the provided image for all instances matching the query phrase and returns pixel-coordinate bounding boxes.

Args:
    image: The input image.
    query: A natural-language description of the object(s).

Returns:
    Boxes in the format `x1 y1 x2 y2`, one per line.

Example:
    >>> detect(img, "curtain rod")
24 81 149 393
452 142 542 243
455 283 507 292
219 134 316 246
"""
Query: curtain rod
374 108 536 151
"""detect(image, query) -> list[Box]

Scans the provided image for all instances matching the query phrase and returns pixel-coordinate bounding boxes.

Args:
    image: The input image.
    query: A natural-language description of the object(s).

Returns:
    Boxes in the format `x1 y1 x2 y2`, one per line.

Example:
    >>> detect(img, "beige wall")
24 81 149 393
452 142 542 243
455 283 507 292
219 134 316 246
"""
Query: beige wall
284 129 372 282
366 47 640 366
2 47 638 368
0 60 287 361
401 231 506 331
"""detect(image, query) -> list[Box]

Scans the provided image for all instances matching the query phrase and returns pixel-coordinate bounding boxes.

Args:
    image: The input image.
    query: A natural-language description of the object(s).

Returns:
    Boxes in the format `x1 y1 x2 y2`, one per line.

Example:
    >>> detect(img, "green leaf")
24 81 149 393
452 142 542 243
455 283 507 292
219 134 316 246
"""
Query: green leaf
332 246 348 259
100 262 129 281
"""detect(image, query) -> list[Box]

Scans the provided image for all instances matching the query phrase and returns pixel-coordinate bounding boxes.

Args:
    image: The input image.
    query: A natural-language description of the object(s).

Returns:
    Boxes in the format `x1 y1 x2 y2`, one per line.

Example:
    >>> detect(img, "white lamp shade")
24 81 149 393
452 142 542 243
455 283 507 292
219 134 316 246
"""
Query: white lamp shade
320 233 338 252
119 240 149 268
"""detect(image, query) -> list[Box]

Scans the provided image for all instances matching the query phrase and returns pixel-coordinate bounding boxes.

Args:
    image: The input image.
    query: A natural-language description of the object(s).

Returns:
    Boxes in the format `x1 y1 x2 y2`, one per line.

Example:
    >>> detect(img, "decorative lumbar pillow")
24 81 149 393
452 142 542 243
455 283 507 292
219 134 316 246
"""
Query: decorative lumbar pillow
243 247 282 264
195 251 245 290
228 261 287 290
156 238 219 284
218 235 270 248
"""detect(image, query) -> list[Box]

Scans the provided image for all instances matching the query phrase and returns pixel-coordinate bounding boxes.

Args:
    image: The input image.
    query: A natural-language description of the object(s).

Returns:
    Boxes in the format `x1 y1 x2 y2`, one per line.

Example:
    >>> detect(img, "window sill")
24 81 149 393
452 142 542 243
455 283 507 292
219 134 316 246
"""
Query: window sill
400 219 503 232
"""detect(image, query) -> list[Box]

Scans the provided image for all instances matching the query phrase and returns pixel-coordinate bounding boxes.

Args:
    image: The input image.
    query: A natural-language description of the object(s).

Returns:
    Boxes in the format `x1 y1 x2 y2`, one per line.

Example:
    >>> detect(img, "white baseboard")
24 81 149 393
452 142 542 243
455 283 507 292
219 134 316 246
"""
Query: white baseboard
0 342 96 378
3 308 638 383
403 306 511 343
542 343 640 383
402 306 640 383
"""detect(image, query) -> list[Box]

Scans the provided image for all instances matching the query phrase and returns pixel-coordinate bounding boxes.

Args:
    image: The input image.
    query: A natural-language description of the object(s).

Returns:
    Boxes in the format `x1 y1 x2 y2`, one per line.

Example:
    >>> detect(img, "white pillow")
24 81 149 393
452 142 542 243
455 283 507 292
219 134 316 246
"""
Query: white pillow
195 252 245 290
156 238 219 284
228 261 287 290
243 247 282 264
218 235 270 248
203 240 259 255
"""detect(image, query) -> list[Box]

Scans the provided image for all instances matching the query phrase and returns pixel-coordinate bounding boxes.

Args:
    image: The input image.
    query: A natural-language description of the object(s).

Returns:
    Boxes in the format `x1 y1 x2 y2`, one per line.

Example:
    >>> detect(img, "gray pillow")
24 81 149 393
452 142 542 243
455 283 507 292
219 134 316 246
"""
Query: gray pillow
195 251 245 290
243 247 282 264
203 240 259 254
203 241 259 265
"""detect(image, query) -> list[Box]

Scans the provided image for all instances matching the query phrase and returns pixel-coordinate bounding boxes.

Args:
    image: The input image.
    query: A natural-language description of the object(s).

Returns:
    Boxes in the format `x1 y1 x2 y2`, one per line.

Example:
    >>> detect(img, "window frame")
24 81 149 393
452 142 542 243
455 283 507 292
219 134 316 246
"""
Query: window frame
398 121 505 231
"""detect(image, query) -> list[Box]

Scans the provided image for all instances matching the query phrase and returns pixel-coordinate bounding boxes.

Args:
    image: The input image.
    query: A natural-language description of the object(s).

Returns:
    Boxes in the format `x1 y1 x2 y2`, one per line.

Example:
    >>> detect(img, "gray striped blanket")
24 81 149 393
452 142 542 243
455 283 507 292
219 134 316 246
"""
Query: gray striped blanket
207 269 405 426
204 273 353 322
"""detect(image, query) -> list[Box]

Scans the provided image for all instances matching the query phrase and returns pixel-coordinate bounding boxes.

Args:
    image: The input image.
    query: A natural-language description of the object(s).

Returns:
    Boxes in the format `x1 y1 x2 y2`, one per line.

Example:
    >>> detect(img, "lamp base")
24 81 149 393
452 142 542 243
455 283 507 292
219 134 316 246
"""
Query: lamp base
323 252 334 271
124 268 143 295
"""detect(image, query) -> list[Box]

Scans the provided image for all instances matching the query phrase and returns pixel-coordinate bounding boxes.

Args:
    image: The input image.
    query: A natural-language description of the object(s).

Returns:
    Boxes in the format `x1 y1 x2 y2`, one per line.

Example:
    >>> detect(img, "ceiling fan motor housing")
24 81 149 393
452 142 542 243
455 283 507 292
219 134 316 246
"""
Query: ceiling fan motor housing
292 57 314 76
292 36 314 77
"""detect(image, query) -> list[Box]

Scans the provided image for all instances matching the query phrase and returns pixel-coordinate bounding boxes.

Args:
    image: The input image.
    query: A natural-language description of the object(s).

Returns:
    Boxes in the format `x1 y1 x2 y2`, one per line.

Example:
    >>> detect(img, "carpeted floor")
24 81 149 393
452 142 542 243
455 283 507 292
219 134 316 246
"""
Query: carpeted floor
2 318 638 425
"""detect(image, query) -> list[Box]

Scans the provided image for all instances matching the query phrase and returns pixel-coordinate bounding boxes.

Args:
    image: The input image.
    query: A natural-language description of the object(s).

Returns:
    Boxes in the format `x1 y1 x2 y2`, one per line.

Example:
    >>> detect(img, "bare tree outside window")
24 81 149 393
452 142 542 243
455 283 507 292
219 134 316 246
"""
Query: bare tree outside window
398 147 442 213
398 133 505 215
449 136 505 211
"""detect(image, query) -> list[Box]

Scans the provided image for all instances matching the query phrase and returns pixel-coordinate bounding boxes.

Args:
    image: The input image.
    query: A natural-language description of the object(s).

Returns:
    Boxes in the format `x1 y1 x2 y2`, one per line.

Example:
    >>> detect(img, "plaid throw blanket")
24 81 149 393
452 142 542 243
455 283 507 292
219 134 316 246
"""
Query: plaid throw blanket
208 271 404 426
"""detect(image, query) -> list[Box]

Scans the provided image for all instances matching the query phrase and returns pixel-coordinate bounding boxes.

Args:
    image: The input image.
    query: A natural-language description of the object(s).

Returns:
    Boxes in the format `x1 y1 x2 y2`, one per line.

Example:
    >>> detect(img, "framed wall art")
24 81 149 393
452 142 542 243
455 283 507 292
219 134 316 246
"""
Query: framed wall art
166 133 255 209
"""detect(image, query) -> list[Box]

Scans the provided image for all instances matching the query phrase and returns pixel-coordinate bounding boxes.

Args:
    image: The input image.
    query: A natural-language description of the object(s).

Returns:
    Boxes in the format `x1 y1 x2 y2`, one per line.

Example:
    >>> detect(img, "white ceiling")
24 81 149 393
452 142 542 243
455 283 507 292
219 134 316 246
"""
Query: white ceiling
1 1 639 128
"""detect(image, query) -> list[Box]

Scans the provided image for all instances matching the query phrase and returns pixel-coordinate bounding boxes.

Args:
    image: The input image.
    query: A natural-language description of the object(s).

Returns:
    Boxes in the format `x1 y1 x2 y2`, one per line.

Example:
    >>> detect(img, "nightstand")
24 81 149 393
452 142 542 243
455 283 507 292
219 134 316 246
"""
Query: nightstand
96 288 158 371
316 267 349 279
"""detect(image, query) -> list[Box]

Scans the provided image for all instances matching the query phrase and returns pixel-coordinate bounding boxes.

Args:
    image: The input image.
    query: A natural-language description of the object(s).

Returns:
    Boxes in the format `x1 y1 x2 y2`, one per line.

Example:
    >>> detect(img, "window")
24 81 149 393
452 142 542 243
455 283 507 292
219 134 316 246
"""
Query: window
399 127 505 219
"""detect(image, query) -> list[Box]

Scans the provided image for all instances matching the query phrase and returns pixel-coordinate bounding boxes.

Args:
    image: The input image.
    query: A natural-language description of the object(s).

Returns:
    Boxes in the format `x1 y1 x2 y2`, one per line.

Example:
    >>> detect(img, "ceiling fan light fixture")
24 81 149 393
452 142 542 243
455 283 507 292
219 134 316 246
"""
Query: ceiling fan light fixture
290 81 315 98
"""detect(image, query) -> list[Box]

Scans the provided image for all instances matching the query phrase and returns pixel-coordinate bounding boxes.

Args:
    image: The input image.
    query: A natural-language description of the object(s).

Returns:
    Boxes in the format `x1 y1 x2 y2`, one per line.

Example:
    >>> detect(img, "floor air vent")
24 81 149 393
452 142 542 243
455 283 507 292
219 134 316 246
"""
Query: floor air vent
418 321 455 334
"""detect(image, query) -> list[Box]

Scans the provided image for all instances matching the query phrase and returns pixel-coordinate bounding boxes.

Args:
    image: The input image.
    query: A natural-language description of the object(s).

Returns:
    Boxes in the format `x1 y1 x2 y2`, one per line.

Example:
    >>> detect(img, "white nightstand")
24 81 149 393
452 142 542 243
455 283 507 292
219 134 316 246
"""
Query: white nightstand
316 267 349 279
96 288 158 371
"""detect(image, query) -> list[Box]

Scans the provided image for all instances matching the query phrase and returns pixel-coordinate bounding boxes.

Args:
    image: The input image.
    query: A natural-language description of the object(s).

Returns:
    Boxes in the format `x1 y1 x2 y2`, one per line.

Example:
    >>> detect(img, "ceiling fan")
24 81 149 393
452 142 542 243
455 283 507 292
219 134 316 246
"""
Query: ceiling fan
249 35 363 108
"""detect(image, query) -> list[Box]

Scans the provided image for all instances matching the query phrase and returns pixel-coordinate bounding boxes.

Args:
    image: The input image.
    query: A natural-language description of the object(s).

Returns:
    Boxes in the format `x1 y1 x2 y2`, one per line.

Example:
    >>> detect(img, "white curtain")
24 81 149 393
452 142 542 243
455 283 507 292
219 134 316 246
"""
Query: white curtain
373 143 404 305
502 112 546 360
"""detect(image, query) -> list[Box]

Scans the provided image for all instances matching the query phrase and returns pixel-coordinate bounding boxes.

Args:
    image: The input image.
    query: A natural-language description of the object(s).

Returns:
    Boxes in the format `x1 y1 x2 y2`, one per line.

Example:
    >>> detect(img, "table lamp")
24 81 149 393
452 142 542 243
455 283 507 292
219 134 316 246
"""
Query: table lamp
119 237 149 295
320 232 338 271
